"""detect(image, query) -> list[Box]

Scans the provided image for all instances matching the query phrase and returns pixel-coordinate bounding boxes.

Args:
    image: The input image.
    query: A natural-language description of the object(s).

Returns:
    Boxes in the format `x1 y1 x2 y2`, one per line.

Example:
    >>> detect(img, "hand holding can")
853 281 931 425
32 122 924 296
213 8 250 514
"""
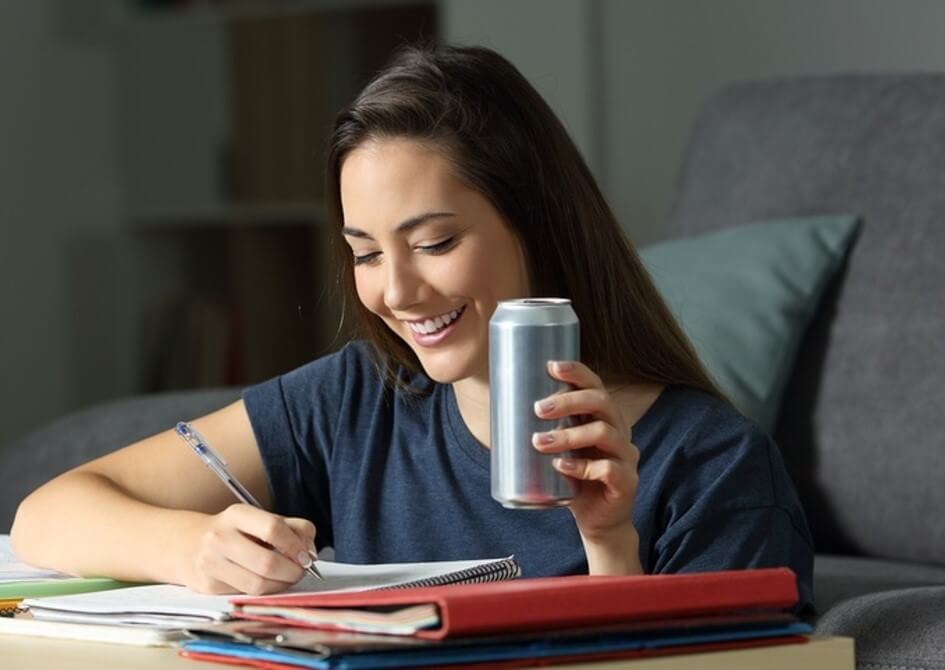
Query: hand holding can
530 358 641 546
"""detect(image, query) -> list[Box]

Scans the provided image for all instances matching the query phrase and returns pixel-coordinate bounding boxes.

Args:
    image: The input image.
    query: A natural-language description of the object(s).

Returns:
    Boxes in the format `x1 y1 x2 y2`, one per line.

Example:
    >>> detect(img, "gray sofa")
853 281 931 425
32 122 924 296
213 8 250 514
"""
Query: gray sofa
0 388 242 533
3 73 944 667
670 73 945 667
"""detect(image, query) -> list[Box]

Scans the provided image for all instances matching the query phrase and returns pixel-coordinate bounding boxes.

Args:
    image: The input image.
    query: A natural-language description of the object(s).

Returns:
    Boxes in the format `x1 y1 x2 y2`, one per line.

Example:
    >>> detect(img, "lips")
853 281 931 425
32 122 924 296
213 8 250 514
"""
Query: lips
406 305 467 335
405 305 467 346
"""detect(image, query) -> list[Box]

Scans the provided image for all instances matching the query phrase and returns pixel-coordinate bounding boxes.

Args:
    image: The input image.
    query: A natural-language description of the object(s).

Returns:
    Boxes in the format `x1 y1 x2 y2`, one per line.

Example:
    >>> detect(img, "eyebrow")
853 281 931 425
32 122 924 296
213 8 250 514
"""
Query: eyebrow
342 211 456 240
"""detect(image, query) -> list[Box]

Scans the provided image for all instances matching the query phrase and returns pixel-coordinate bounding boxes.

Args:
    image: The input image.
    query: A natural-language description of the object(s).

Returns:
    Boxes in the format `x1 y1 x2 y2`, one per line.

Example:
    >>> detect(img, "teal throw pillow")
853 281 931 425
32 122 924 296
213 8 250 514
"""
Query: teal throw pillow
639 215 860 431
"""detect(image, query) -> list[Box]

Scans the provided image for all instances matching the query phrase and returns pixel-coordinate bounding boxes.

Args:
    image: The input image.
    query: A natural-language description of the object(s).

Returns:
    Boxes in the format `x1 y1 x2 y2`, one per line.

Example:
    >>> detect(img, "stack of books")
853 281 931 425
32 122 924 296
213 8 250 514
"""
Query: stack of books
2 537 850 669
177 568 818 669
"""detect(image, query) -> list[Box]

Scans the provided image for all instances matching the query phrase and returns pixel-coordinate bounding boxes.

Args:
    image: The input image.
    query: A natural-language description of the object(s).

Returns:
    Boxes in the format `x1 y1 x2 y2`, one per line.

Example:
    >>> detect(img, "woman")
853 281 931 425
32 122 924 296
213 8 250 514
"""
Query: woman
11 44 813 611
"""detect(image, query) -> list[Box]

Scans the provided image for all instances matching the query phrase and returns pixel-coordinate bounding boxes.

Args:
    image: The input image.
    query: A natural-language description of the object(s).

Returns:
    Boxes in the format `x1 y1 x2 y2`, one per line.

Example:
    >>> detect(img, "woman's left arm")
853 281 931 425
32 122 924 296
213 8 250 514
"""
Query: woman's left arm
531 360 644 576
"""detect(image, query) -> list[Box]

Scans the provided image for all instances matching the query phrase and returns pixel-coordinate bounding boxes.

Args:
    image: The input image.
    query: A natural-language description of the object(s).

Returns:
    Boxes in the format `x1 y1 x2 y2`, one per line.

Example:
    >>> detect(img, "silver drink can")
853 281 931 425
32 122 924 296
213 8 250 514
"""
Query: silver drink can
490 298 579 508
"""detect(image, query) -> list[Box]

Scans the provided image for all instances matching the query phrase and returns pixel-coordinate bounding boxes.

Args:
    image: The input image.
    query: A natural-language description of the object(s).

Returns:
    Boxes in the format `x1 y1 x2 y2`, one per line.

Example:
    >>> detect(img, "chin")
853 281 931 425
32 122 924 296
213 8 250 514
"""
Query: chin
385 319 485 384
411 345 483 384
416 356 472 384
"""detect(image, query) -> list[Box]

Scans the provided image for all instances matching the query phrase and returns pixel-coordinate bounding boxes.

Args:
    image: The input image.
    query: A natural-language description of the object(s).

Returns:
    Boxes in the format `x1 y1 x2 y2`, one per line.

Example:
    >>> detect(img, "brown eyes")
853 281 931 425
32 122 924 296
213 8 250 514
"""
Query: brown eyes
353 237 459 266
418 236 459 255
352 251 380 266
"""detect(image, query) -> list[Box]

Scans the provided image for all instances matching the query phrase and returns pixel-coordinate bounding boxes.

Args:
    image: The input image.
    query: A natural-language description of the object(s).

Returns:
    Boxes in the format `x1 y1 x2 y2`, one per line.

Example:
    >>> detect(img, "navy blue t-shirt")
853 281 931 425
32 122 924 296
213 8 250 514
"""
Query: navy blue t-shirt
243 341 814 613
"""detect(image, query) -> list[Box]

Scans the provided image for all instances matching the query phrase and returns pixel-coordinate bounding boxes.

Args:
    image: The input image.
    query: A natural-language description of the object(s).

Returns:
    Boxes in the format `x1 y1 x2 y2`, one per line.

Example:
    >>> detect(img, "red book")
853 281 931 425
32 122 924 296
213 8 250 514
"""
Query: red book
230 568 797 640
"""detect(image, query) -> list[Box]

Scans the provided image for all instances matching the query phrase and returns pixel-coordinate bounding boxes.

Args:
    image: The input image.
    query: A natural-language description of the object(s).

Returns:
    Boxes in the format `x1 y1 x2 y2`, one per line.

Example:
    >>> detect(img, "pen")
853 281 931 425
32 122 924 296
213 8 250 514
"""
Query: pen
175 421 324 581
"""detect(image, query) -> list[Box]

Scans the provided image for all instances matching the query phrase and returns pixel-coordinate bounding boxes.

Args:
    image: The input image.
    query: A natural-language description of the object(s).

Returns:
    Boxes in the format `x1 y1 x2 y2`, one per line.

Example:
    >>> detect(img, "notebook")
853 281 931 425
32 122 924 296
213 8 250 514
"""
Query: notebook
22 556 519 630
231 568 799 640
181 588 811 670
0 610 186 647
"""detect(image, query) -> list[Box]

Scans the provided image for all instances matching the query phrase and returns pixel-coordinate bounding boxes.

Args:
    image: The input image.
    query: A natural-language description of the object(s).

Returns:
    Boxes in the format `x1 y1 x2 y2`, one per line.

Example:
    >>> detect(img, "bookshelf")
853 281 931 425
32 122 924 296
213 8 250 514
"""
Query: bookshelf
119 0 437 390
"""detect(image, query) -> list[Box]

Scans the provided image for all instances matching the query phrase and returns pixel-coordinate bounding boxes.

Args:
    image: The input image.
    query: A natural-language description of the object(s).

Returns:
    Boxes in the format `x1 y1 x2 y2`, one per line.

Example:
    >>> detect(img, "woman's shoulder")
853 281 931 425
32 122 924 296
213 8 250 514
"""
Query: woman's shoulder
273 339 370 387
639 385 801 520
639 384 770 454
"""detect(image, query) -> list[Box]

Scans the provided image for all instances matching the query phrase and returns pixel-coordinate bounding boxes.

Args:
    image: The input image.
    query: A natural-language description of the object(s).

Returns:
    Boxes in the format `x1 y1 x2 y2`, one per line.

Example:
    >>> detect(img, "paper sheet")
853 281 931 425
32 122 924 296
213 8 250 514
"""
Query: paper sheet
23 556 516 629
0 535 73 582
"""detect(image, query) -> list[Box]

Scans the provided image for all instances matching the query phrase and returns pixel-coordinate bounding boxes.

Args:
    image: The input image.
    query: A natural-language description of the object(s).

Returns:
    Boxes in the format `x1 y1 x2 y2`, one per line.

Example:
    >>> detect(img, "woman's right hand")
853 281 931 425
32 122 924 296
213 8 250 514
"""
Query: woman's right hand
183 504 317 595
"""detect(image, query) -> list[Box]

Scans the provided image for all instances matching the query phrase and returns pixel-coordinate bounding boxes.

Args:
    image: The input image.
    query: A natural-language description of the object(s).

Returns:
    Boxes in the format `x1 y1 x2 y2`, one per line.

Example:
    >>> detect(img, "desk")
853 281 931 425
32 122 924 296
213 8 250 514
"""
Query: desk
2 635 853 669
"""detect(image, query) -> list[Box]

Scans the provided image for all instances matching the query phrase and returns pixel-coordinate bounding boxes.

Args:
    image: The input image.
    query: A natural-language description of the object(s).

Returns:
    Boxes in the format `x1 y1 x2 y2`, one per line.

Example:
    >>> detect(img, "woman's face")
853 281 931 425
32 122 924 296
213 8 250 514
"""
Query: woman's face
340 138 530 383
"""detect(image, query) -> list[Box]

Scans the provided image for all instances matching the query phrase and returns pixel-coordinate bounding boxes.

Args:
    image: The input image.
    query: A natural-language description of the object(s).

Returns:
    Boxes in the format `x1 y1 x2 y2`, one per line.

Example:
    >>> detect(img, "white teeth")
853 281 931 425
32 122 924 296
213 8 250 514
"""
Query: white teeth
408 306 464 334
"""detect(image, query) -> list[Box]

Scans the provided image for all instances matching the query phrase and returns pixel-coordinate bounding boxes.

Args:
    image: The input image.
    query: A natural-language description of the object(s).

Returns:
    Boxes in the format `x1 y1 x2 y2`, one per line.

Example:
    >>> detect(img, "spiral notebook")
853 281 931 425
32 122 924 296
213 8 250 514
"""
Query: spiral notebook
22 556 520 631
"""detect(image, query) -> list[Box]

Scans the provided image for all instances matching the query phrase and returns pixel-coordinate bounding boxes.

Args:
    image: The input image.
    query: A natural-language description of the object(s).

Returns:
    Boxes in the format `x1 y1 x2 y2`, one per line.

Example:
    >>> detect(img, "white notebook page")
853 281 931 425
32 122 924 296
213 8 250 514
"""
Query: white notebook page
23 556 516 627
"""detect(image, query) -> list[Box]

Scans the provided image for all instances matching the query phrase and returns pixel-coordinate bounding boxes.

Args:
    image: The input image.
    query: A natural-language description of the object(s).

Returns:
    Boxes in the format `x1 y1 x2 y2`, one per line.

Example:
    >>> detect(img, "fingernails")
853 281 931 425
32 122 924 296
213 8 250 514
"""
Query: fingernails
532 431 555 446
554 457 577 471
553 360 574 372
535 399 555 414
297 551 313 568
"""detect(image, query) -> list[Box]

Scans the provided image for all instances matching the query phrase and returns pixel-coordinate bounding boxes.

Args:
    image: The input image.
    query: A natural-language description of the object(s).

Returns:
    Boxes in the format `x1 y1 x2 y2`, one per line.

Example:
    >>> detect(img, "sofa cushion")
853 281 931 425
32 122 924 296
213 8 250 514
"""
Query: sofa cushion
0 388 242 532
669 74 945 563
815 554 945 615
816 585 945 669
640 214 859 431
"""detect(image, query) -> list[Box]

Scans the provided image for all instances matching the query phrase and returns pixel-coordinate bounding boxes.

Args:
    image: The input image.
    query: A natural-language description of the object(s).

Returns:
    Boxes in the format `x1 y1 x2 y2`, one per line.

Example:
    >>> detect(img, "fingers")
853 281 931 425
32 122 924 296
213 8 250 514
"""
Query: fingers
232 529 306 581
192 527 301 595
532 417 640 502
532 419 635 462
192 505 319 594
552 455 638 500
284 517 318 561
225 505 314 568
545 360 603 390
535 387 623 430
203 544 301 595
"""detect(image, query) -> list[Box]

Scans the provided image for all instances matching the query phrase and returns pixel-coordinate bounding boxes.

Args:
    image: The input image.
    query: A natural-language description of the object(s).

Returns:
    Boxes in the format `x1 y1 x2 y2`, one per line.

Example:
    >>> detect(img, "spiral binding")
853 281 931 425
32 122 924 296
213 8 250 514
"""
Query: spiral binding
385 557 521 590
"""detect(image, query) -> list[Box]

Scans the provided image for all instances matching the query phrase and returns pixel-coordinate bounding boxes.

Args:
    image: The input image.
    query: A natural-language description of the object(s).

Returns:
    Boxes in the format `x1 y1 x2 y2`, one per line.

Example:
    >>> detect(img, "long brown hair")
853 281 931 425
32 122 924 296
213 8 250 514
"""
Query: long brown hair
326 43 726 402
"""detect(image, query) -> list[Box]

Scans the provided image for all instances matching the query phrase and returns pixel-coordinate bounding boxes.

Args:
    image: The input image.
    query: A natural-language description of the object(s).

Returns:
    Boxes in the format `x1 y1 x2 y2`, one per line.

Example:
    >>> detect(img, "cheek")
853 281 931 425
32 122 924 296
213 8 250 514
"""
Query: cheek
460 237 526 299
432 255 475 292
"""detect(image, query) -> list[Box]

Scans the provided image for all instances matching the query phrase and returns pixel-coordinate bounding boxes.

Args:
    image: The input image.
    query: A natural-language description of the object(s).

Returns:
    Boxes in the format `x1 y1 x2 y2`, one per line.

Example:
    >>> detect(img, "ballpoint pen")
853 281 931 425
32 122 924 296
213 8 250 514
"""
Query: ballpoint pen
175 421 324 581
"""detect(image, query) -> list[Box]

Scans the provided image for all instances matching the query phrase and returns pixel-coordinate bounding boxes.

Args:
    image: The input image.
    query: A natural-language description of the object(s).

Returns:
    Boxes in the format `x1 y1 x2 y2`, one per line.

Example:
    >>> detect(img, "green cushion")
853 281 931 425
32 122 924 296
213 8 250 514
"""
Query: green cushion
640 215 860 430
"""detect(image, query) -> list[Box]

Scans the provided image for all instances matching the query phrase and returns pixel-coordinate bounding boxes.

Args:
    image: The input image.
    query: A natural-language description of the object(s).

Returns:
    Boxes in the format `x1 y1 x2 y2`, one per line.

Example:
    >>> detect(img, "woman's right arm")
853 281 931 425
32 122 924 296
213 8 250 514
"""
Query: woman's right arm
9 400 316 595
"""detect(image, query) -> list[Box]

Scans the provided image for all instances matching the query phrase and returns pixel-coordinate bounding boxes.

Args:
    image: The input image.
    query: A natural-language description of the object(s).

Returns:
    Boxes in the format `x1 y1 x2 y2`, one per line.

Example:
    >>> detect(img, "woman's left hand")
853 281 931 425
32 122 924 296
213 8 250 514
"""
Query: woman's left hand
532 360 642 570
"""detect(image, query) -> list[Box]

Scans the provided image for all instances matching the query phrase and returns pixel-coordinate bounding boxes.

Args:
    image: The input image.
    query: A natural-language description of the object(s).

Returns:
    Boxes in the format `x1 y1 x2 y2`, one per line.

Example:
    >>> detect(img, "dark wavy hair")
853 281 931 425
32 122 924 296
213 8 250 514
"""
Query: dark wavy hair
325 43 725 401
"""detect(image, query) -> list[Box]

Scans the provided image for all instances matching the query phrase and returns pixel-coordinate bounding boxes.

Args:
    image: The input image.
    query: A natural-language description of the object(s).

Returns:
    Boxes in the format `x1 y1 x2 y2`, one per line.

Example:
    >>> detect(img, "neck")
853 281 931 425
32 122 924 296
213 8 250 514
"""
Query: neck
452 375 492 448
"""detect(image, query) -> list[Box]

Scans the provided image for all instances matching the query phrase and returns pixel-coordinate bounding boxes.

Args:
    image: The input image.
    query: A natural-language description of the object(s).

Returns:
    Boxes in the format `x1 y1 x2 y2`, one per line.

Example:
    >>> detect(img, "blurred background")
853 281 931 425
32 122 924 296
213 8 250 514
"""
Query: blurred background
4 0 945 448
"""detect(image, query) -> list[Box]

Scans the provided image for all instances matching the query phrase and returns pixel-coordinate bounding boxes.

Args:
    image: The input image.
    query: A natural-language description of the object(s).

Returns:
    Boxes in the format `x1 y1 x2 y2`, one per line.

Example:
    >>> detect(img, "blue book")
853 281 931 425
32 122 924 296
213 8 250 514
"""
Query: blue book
180 620 813 669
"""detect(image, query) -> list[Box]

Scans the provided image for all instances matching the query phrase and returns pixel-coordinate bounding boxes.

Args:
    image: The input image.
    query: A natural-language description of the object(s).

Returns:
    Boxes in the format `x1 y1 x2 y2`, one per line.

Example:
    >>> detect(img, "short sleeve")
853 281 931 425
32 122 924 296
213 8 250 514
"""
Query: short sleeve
242 344 360 551
655 506 815 615
648 423 815 616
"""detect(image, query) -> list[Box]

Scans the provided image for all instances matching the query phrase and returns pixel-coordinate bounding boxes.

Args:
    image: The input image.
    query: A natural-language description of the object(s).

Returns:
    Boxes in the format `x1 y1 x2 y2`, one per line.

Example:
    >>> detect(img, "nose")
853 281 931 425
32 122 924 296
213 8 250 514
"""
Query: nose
383 255 422 312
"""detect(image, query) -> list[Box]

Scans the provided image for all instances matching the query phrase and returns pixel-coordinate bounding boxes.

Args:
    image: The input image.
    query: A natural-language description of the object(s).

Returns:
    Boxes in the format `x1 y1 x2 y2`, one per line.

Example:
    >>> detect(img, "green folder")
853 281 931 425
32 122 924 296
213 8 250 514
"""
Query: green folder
0 576 138 600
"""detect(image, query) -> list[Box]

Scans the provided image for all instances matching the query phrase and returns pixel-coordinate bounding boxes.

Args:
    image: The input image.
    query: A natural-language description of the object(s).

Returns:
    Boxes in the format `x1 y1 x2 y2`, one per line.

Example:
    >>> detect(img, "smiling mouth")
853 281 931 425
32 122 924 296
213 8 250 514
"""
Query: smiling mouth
406 305 467 335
